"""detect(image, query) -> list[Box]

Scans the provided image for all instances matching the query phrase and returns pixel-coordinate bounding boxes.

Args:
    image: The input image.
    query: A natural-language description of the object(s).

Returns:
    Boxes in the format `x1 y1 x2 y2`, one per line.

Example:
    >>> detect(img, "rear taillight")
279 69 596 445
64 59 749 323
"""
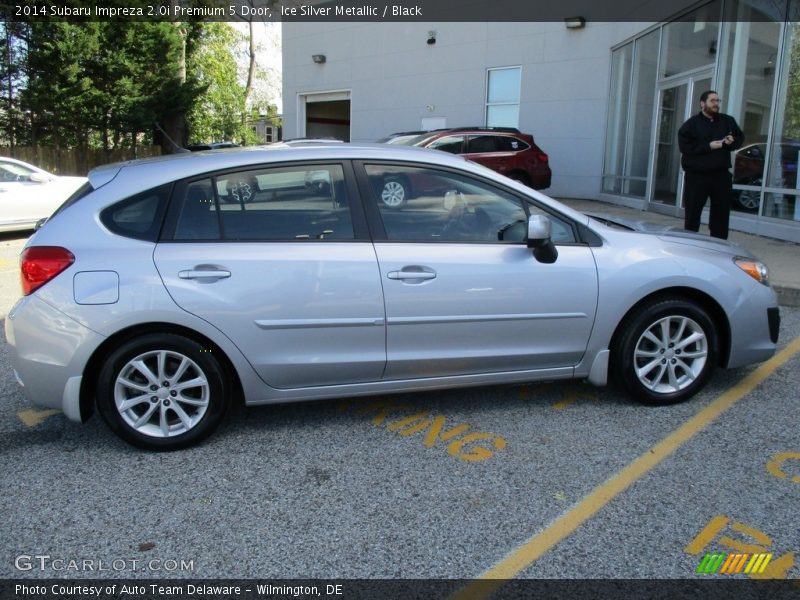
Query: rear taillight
531 146 549 164
20 246 75 295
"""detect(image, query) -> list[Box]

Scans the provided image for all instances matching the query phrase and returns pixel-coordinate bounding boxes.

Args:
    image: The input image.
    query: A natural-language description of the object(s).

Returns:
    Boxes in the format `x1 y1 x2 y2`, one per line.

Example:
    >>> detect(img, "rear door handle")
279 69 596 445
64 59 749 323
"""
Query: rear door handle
387 266 437 282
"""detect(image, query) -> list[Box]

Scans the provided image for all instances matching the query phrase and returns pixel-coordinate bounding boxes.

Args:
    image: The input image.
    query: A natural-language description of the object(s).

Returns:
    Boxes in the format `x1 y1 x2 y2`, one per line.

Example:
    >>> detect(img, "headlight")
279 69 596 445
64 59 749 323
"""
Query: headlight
734 257 770 286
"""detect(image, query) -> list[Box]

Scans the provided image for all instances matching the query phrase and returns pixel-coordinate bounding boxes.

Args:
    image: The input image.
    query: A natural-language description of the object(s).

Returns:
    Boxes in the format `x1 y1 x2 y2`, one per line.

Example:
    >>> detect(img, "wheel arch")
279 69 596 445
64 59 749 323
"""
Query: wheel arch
608 287 731 369
78 322 244 422
507 170 530 186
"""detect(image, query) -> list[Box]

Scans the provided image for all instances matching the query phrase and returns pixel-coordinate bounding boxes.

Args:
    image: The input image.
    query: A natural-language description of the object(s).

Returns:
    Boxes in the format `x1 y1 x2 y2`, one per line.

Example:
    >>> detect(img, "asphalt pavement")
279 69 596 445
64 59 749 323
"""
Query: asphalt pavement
559 198 800 308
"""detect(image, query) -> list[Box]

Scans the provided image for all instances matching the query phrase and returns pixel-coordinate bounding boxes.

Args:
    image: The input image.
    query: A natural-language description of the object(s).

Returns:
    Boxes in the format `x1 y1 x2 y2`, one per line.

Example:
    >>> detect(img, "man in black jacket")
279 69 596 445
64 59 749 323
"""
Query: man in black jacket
678 90 744 239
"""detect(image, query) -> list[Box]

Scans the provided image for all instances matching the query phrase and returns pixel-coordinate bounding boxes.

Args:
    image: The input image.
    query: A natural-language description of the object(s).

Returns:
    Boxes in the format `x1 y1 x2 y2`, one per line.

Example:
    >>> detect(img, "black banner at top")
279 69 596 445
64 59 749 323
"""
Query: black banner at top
0 0 796 22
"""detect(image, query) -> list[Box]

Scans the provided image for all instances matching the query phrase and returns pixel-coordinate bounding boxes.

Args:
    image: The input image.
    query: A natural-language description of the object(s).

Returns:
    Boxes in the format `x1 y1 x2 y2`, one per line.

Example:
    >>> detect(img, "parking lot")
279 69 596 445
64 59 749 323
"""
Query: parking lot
0 230 798 592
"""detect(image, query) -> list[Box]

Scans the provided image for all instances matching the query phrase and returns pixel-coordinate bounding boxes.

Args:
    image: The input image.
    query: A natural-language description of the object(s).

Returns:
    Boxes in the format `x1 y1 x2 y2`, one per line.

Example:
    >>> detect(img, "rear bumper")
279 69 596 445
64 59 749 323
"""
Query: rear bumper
5 295 103 422
531 168 552 190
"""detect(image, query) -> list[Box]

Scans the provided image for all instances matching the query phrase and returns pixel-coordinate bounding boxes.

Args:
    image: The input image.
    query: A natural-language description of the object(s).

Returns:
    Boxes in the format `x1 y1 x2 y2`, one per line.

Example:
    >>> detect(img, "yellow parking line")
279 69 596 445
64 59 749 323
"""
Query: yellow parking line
453 335 800 599
17 408 61 427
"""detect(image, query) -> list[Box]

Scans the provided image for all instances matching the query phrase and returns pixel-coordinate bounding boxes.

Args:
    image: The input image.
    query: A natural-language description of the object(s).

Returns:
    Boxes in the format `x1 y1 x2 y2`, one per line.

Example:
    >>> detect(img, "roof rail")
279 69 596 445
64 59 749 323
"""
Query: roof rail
281 138 345 145
447 126 522 134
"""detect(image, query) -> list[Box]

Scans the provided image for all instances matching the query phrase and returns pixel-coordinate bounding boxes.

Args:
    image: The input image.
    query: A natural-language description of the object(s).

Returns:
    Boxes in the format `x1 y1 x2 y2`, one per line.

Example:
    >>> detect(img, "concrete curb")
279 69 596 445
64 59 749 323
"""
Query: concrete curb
775 285 800 308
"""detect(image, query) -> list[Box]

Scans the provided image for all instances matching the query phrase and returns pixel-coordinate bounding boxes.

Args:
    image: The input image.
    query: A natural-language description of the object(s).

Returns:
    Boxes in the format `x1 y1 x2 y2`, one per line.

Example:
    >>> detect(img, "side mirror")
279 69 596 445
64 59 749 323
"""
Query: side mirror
526 214 558 264
29 173 51 184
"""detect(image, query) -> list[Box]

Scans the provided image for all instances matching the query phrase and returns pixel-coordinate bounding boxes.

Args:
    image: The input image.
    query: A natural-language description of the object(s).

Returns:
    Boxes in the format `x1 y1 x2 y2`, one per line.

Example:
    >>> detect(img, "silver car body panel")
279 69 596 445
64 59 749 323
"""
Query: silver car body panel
5 143 779 421
373 242 598 379
153 241 387 388
6 295 104 417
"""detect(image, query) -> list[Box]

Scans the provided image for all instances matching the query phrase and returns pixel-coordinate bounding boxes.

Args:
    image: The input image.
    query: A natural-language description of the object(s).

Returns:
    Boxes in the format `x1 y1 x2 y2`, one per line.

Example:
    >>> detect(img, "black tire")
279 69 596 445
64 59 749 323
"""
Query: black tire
612 298 717 405
96 333 229 450
379 176 410 208
508 171 530 186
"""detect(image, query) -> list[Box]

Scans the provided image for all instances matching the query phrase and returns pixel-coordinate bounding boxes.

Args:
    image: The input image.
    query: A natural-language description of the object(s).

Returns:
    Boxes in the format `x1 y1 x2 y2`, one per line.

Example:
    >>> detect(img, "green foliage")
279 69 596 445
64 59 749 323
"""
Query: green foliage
186 22 246 144
0 18 267 157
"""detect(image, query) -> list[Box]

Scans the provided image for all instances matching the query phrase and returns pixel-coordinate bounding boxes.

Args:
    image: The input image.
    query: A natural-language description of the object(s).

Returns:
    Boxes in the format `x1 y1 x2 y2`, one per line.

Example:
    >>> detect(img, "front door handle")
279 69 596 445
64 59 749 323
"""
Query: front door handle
387 266 437 282
178 266 231 281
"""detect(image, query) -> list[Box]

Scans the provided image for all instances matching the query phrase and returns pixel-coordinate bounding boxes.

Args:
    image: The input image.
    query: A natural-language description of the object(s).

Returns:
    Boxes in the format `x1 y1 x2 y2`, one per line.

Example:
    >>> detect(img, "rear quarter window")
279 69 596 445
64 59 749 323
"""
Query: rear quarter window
100 183 172 241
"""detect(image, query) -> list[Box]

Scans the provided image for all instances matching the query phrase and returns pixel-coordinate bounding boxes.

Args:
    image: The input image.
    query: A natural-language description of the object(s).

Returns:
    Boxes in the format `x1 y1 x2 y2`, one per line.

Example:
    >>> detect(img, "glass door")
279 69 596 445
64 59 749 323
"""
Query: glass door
652 83 688 206
649 72 713 213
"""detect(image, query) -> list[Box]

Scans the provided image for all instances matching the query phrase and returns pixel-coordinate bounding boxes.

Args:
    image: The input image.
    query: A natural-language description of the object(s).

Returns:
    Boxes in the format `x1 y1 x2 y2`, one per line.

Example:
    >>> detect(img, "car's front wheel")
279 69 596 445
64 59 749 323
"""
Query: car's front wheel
612 298 717 405
96 333 229 450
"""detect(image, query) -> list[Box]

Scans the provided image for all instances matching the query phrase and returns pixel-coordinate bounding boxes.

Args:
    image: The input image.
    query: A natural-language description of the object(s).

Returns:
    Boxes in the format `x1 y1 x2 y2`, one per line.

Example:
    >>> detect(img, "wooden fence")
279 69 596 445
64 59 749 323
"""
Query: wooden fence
0 146 162 176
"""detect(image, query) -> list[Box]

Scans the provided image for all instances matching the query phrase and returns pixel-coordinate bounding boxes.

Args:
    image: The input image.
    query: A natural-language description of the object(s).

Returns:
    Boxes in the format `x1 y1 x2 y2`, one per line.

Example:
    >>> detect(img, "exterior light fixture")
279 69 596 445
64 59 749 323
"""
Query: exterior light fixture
427 31 436 45
312 54 326 64
564 17 586 29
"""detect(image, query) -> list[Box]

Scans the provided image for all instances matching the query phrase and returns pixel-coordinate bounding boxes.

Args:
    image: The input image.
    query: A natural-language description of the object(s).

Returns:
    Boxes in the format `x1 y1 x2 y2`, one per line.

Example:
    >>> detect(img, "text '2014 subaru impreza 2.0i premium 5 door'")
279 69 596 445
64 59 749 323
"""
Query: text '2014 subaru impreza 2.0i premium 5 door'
6 143 780 450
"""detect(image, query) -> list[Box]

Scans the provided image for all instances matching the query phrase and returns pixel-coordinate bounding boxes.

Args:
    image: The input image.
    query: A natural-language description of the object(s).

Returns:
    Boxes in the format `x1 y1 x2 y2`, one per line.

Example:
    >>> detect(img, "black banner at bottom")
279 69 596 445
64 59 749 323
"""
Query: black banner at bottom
2 579 799 600
0 577 800 600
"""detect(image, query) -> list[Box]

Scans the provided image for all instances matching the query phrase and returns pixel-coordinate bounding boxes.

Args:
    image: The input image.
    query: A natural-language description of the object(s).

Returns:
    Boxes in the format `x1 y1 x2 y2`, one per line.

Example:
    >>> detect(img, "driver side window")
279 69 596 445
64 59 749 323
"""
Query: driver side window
0 161 35 182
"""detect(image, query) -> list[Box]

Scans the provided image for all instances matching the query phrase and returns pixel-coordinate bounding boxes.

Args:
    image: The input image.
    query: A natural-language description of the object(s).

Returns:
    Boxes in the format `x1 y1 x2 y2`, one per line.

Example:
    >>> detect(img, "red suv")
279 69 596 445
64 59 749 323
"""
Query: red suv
382 126 551 190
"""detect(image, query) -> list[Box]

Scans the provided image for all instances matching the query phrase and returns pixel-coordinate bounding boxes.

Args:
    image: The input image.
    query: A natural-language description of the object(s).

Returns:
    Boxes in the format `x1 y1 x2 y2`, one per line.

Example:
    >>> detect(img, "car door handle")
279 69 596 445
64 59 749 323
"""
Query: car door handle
387 267 437 281
178 268 231 280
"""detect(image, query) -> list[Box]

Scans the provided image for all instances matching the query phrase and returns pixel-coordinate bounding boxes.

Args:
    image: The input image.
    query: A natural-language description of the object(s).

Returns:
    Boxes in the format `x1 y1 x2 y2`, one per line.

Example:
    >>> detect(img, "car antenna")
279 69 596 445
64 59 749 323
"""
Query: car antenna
153 121 191 154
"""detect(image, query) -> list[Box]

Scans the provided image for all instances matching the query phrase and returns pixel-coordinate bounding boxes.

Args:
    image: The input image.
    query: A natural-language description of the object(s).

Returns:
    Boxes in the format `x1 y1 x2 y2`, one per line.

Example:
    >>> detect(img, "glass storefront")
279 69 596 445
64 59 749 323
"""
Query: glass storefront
602 31 658 197
762 20 800 222
602 0 800 240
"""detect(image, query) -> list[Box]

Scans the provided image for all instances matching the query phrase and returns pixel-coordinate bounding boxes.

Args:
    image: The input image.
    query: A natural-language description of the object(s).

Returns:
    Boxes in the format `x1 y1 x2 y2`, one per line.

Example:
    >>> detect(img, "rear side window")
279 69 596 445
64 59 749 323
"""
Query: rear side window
499 137 529 151
100 183 172 241
427 136 465 154
169 164 355 242
467 136 499 153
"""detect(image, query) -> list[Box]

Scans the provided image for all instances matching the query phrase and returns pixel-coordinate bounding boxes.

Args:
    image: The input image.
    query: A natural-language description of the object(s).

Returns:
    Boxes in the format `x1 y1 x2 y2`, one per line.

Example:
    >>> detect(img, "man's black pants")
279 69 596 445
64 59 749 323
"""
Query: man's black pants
683 170 733 239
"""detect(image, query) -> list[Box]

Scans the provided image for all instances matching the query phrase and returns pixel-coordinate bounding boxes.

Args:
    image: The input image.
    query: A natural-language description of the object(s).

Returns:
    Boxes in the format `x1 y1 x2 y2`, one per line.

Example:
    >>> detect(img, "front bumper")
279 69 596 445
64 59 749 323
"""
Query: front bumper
768 306 780 344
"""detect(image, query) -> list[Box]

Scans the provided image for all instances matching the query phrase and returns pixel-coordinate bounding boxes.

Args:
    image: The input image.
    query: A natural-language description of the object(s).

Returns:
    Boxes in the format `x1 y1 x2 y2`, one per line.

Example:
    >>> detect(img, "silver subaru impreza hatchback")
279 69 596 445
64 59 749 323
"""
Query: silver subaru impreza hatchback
6 143 780 450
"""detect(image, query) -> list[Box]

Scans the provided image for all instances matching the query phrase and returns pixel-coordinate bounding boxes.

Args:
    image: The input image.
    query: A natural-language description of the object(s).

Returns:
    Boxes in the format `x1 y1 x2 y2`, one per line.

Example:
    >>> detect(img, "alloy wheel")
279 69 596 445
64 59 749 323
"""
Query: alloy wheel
633 315 708 394
114 350 210 438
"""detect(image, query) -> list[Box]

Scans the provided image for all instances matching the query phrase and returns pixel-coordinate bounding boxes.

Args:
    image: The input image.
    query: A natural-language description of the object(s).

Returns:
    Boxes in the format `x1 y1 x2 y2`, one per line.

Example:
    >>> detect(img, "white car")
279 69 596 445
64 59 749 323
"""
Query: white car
0 157 87 232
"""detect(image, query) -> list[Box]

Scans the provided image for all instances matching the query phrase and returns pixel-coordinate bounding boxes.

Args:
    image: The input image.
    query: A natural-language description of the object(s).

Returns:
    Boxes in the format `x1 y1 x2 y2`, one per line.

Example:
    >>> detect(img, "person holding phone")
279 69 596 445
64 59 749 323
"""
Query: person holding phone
678 90 744 239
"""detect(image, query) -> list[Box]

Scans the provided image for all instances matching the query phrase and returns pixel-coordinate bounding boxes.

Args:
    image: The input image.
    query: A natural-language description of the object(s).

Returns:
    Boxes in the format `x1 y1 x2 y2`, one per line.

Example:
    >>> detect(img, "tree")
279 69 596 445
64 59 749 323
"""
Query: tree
0 16 278 158
186 22 245 144
0 18 28 148
10 20 205 164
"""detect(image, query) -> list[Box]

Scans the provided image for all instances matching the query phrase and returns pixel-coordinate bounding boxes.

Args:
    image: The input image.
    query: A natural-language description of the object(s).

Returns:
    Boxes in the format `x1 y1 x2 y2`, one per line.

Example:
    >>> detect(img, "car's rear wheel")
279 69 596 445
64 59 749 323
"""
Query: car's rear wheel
508 171 530 186
380 177 409 208
96 334 229 450
612 298 717 405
